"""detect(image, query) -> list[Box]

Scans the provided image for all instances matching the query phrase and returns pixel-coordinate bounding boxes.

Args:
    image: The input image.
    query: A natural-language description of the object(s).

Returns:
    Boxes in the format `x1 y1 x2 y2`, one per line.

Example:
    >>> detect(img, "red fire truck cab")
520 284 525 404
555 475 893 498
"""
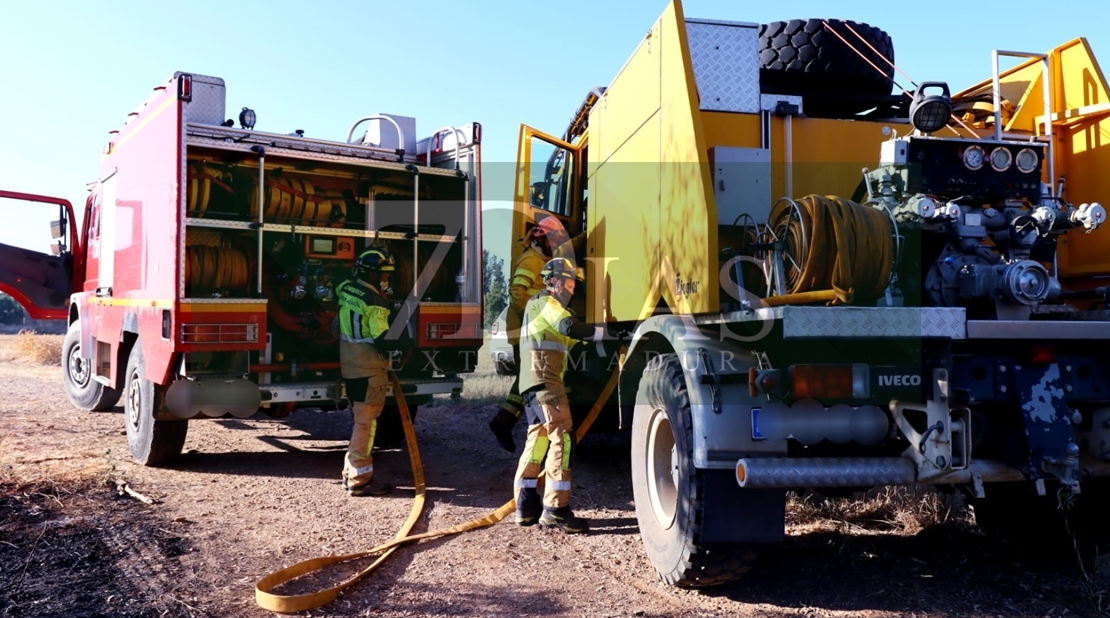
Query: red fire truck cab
0 72 484 465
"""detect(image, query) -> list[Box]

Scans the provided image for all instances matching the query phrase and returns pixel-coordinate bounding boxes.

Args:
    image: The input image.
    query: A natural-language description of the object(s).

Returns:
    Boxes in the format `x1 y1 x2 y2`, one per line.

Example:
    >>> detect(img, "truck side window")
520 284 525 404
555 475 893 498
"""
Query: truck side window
529 137 574 217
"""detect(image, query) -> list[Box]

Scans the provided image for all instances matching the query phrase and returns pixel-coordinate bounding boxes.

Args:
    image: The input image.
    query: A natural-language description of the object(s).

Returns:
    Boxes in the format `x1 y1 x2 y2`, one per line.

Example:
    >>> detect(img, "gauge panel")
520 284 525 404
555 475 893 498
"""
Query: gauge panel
898 137 1045 200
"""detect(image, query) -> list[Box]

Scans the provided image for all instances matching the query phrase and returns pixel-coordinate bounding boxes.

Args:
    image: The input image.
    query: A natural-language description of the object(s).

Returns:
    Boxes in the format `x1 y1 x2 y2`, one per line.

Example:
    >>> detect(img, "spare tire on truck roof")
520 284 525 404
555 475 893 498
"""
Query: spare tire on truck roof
758 18 896 118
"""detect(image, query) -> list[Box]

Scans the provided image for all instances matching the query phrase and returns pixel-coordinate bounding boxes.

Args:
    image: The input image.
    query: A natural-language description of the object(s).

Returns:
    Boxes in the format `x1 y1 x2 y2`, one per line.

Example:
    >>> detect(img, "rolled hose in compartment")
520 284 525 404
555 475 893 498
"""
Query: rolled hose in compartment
185 245 250 295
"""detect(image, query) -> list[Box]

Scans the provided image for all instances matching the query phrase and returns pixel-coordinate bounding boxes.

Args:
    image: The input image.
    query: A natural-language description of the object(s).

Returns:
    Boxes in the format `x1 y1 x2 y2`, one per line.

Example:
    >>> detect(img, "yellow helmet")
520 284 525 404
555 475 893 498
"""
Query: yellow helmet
354 248 395 274
540 257 578 285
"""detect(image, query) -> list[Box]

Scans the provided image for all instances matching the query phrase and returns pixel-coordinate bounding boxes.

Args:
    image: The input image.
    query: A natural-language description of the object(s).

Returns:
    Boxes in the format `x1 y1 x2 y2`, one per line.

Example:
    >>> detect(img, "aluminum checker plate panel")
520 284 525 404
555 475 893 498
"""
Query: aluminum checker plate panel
782 307 967 339
685 19 760 114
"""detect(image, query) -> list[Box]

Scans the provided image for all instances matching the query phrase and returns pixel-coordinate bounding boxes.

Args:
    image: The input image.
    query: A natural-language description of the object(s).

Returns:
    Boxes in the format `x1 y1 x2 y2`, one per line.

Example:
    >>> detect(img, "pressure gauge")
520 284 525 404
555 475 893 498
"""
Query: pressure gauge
963 145 985 170
990 146 1012 172
1015 147 1039 173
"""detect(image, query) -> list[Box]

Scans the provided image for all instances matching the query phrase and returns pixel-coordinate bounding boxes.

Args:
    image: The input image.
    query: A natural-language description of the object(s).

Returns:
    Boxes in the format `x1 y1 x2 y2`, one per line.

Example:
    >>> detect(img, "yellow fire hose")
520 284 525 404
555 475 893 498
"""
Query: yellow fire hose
766 194 894 305
255 363 622 613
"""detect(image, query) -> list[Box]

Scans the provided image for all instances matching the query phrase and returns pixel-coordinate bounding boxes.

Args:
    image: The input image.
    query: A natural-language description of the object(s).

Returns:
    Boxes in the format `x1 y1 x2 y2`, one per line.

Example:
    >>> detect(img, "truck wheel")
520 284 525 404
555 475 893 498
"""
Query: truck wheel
124 342 187 466
375 404 418 449
758 19 895 116
632 353 758 587
62 321 121 411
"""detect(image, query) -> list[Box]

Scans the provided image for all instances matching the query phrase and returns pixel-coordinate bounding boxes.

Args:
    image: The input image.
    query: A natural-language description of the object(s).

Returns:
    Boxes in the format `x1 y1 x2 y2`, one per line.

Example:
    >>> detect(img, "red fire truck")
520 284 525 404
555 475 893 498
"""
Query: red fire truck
0 72 484 465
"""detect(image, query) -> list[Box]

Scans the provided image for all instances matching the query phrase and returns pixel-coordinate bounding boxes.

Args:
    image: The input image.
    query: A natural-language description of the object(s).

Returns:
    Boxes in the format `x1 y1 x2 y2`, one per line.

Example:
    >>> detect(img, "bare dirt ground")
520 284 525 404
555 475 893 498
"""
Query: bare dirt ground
1 333 1108 618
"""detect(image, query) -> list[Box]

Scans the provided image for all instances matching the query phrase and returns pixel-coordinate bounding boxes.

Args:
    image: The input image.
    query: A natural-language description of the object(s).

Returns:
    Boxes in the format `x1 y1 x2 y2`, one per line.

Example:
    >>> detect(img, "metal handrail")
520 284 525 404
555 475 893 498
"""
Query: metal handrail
425 126 467 169
345 115 406 156
992 49 1055 196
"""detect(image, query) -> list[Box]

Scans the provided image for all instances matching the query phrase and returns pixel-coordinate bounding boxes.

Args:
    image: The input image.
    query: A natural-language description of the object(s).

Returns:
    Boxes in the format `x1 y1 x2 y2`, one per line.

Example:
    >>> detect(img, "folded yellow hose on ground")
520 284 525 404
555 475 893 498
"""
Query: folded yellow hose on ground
256 364 622 613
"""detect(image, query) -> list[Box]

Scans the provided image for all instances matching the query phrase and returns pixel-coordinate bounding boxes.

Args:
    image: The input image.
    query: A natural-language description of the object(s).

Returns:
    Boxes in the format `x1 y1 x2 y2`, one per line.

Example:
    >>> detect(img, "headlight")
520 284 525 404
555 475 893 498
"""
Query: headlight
1015 148 1039 173
990 147 1012 172
963 145 985 170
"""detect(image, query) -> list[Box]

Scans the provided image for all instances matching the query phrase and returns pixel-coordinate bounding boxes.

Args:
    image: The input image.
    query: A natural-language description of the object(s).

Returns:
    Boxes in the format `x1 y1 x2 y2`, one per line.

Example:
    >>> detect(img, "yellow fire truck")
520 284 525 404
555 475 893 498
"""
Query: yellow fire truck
512 0 1110 586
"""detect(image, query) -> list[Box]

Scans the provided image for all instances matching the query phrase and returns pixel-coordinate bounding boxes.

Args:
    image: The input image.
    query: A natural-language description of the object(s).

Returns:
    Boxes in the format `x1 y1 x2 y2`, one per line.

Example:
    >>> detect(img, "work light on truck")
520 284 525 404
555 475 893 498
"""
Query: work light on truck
908 81 952 133
789 364 870 400
239 107 256 130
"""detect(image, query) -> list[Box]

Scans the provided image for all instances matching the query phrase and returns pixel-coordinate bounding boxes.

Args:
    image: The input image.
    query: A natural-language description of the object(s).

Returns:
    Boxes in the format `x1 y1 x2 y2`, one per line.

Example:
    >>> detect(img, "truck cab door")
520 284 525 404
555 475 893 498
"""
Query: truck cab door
514 125 585 255
0 190 80 319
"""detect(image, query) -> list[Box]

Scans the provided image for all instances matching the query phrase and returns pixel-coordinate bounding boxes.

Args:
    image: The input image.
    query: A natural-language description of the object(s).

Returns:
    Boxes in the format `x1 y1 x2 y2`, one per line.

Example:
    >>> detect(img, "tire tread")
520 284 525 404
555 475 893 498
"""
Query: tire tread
62 321 121 412
757 18 895 117
637 353 757 588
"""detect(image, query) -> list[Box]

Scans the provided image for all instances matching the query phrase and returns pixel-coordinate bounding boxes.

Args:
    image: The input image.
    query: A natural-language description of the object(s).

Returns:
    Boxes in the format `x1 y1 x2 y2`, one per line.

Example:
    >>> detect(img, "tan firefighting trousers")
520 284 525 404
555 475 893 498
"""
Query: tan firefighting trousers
340 340 390 488
497 344 525 419
514 383 574 509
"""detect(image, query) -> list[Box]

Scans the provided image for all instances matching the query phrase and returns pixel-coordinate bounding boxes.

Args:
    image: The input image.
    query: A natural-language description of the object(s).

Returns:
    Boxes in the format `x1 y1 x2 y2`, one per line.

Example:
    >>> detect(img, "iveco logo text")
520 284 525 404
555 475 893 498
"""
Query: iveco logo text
878 375 921 386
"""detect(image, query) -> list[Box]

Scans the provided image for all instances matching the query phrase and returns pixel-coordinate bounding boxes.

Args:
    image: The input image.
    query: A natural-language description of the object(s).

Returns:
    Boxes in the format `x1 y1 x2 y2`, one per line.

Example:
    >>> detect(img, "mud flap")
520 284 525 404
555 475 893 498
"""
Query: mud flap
700 469 785 543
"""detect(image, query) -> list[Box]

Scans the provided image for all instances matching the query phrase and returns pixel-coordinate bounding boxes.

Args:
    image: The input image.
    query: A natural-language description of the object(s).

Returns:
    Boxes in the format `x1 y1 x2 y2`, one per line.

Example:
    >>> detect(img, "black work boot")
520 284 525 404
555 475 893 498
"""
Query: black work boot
488 407 519 453
539 506 589 534
515 488 543 526
345 478 392 497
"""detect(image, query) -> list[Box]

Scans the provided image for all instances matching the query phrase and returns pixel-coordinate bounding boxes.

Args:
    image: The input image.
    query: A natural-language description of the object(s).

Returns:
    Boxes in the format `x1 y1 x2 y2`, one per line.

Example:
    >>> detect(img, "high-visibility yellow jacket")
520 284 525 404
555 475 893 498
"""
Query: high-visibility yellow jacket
507 246 548 345
518 291 602 394
336 279 391 344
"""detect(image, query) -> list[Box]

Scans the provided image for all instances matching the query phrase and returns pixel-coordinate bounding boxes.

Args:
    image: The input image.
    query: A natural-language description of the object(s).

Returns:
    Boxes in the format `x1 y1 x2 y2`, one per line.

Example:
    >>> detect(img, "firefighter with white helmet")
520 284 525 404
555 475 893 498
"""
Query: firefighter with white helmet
487 215 571 452
336 247 406 496
513 256 603 533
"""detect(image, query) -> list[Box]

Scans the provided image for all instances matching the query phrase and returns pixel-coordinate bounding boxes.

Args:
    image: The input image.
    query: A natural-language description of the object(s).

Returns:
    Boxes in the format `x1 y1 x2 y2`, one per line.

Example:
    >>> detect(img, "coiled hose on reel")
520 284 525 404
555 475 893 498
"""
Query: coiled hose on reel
763 194 896 305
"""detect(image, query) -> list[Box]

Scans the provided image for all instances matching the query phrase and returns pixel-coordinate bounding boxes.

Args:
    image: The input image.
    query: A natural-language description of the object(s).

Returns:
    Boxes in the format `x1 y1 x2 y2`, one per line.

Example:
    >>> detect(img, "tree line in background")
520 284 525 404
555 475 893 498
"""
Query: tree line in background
483 250 507 329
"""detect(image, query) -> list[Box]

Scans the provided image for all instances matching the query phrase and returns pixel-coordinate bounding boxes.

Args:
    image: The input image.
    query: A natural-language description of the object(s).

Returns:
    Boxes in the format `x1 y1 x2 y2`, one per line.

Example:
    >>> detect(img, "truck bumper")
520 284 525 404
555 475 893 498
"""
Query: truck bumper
162 376 462 419
734 456 1026 489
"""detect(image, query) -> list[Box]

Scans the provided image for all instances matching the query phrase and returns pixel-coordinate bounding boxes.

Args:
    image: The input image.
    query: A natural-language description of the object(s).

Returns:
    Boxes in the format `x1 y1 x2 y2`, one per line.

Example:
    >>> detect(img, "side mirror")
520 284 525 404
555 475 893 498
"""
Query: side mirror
530 181 550 209
50 218 66 240
50 240 64 256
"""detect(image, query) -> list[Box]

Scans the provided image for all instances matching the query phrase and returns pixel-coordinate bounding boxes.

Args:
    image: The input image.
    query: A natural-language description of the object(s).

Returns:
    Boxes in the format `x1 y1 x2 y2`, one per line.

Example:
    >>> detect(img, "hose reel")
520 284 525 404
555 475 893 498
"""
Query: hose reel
743 194 898 305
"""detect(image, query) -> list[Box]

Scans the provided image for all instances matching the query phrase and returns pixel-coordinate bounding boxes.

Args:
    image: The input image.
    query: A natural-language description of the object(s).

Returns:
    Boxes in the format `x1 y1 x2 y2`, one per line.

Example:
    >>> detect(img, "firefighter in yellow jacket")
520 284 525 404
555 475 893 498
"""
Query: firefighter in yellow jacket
336 247 404 497
513 257 604 534
487 216 568 451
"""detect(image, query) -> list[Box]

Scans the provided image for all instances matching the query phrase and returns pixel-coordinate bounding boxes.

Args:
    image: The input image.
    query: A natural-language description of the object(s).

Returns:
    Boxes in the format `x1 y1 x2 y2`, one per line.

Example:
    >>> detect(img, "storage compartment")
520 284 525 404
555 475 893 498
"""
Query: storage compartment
184 228 252 298
181 141 478 383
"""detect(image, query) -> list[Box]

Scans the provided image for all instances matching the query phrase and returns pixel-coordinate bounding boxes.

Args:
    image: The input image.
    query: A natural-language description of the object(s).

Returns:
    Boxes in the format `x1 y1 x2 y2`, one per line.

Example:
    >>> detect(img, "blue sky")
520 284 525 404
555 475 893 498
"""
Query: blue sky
1 0 1103 269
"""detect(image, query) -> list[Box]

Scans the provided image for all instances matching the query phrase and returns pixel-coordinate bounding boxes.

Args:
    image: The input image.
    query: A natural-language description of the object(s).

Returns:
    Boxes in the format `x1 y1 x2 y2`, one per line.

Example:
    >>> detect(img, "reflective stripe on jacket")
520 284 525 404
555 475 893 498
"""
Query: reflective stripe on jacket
509 247 547 310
